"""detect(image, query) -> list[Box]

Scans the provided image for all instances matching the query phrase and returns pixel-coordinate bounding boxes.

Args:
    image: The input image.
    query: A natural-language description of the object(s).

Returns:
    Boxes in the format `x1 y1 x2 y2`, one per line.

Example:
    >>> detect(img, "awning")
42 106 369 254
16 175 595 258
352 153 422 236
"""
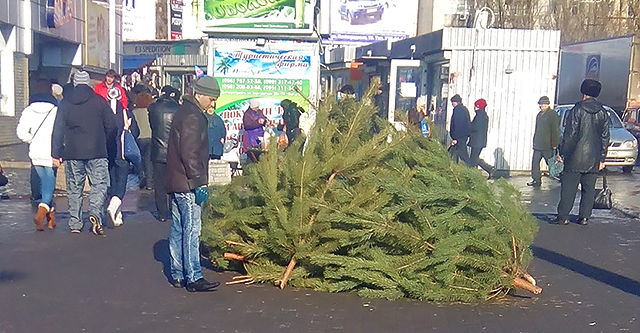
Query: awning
122 55 156 69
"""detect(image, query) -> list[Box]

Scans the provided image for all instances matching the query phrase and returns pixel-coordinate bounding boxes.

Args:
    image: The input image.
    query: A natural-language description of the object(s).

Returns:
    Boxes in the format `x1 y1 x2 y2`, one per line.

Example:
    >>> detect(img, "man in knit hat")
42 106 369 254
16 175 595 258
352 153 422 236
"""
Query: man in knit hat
165 76 221 292
51 70 117 235
449 94 471 164
555 79 610 226
528 95 560 187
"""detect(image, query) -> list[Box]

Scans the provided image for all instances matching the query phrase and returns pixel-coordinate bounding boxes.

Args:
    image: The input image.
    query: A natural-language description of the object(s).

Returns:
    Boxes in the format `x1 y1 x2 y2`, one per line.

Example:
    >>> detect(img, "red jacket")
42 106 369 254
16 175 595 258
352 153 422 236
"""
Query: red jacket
94 82 128 109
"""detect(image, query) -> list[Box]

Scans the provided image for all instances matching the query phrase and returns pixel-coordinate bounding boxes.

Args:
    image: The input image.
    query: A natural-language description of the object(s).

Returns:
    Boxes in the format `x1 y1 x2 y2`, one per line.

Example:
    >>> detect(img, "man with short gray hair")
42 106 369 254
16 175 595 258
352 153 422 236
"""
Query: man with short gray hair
528 96 560 187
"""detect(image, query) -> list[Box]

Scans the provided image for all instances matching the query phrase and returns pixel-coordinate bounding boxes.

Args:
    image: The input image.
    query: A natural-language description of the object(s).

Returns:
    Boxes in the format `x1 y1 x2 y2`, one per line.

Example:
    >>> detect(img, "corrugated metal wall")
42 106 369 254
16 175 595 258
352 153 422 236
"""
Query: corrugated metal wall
444 28 561 171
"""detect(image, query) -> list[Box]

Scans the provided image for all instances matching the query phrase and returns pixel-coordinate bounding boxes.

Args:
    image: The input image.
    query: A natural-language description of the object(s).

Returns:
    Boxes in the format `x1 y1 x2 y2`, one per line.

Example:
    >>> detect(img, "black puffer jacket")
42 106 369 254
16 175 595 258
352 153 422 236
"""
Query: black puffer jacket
450 104 471 141
559 98 610 173
166 95 209 193
51 85 117 160
148 96 179 163
468 108 488 148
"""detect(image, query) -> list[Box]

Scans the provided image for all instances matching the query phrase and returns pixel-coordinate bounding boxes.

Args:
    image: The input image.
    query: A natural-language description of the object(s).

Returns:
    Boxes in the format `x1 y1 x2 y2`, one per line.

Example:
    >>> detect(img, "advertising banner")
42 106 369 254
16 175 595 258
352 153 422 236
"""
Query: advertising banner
199 0 315 34
329 0 418 43
86 1 109 69
46 0 73 28
213 46 312 160
170 0 184 39
122 0 156 41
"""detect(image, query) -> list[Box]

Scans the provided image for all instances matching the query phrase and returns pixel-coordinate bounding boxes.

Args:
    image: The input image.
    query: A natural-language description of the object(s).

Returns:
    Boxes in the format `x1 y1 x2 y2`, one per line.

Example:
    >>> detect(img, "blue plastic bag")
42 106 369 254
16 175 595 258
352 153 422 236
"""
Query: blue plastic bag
420 118 429 138
195 186 209 205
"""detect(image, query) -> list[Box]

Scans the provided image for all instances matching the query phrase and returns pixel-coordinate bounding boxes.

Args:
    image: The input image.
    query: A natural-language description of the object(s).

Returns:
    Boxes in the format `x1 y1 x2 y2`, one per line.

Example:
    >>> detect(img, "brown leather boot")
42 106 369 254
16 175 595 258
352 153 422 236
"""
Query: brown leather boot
34 203 49 231
46 207 56 229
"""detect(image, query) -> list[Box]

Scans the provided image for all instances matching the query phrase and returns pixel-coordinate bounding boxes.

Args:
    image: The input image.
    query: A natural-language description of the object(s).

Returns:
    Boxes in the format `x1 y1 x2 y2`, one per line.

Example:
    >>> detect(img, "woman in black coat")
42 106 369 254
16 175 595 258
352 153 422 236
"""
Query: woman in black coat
468 98 495 178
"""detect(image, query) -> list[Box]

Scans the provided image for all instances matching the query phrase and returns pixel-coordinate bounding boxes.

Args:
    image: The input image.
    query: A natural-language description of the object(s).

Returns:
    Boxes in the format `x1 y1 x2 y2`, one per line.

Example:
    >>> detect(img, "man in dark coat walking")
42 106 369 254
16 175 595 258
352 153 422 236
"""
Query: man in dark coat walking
555 79 610 225
468 98 495 178
148 86 180 222
51 71 117 235
449 94 471 164
528 96 560 187
166 77 220 292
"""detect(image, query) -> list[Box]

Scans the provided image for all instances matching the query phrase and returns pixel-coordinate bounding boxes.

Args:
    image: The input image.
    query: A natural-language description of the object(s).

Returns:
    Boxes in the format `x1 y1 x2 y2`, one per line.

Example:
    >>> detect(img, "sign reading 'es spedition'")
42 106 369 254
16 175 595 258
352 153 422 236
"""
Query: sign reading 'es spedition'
199 0 314 34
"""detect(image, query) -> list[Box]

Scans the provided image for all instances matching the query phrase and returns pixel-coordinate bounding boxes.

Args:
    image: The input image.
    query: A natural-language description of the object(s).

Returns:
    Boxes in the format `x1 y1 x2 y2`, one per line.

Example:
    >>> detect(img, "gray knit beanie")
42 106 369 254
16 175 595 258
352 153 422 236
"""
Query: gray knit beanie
193 76 221 98
73 71 91 87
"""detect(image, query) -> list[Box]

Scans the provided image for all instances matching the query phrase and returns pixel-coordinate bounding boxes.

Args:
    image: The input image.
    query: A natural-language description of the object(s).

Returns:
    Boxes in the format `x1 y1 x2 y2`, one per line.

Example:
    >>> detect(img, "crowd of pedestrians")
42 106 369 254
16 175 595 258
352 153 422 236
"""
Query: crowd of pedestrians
14 70 226 292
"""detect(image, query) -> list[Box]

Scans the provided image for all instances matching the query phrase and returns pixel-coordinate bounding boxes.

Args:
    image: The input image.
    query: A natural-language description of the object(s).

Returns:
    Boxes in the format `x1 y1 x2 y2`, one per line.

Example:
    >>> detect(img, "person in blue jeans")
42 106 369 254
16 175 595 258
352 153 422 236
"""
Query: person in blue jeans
52 71 118 235
165 76 221 292
16 78 59 230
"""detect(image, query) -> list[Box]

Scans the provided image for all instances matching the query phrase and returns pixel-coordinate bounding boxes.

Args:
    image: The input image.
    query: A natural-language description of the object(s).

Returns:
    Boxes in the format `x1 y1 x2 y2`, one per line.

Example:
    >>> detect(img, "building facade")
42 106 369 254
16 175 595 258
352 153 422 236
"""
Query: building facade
0 0 123 146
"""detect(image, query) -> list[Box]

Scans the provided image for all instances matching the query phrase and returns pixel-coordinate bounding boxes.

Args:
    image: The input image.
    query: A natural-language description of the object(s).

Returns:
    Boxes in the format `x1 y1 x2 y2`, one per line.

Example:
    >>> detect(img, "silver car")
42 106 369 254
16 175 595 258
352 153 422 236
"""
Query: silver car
557 105 638 173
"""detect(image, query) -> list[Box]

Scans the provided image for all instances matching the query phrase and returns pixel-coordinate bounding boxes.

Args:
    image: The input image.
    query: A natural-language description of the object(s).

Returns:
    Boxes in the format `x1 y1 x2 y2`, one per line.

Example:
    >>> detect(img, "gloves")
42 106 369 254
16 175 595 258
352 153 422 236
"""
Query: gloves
195 186 209 205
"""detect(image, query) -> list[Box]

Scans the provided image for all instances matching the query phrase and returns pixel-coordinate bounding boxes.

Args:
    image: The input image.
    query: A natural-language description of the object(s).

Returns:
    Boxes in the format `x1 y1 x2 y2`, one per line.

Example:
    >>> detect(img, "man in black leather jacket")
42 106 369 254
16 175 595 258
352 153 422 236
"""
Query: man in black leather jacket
555 79 610 225
148 86 180 222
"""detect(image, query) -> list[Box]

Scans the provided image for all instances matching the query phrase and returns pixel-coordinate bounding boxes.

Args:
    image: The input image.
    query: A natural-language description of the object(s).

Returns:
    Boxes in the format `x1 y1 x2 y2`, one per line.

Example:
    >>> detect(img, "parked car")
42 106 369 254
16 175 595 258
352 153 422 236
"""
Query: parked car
557 104 638 173
338 0 384 25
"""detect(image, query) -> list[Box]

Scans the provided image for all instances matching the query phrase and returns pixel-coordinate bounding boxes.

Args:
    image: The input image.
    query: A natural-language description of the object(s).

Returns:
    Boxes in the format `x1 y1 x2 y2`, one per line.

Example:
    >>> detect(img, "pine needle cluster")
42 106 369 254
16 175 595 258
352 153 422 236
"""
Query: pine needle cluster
201 89 539 302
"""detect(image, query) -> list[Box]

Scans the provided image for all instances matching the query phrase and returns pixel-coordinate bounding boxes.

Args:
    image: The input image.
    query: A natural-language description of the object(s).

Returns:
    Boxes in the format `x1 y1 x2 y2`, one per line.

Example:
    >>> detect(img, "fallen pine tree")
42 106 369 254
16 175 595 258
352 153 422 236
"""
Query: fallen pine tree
201 90 541 302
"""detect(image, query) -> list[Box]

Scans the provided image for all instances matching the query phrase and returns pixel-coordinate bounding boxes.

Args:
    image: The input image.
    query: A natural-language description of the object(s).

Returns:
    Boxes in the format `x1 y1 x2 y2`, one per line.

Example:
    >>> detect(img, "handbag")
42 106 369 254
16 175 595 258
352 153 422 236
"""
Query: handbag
593 172 612 209
121 109 141 164
547 152 564 178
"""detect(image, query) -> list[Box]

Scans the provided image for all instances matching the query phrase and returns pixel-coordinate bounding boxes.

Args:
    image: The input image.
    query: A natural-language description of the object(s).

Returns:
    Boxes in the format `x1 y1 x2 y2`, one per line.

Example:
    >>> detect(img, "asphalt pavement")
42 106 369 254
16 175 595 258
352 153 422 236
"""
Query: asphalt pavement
0 168 639 333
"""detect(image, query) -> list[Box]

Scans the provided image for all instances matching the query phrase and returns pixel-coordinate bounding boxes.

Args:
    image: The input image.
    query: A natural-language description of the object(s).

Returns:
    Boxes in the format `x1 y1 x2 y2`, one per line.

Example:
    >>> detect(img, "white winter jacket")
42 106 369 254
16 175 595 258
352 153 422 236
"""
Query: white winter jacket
16 101 58 167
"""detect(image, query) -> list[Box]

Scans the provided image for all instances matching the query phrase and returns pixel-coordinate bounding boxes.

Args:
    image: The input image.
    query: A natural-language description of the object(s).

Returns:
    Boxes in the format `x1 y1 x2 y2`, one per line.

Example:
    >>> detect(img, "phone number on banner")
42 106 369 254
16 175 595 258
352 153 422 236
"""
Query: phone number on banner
220 77 305 92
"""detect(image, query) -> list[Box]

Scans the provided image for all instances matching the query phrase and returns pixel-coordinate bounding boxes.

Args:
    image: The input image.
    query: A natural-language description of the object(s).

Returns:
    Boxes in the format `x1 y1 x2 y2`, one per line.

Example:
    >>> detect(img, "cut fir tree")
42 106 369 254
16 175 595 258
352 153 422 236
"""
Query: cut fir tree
201 89 541 302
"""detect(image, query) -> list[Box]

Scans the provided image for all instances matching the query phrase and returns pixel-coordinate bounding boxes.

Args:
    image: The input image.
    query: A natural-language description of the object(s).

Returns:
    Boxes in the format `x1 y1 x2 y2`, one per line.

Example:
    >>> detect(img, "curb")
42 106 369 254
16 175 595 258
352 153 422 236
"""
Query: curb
0 161 31 169
613 205 640 219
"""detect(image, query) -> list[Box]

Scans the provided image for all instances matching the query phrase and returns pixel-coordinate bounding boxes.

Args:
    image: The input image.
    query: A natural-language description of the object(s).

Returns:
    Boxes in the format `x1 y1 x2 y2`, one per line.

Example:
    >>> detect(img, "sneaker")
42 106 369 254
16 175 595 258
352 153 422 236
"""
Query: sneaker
88 214 104 235
185 278 220 292
114 211 123 227
526 181 541 187
106 197 121 229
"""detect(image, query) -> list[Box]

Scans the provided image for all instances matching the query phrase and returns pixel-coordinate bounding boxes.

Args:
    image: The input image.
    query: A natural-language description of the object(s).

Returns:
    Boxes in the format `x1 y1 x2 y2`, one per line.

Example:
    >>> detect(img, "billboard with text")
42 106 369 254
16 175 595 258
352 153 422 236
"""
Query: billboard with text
199 0 315 34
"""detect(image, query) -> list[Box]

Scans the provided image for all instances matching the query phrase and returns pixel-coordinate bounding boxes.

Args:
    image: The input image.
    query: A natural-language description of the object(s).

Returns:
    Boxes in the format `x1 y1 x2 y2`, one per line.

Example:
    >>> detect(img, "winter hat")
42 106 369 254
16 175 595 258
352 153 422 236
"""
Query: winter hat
108 87 121 100
474 98 487 109
451 94 462 103
580 79 602 98
249 98 260 109
73 71 91 87
193 76 221 98
160 85 180 102
537 96 550 104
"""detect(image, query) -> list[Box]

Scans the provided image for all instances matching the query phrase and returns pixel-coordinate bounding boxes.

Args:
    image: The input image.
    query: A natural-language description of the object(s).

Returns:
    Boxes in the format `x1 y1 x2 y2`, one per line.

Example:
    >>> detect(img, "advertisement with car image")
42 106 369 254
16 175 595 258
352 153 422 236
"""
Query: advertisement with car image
330 0 418 43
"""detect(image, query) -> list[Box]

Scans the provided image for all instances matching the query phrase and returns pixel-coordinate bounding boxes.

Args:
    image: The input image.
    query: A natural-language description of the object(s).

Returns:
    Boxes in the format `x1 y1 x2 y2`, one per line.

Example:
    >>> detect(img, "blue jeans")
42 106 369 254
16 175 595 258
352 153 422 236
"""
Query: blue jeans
108 159 129 200
169 192 203 283
34 166 55 207
65 159 109 230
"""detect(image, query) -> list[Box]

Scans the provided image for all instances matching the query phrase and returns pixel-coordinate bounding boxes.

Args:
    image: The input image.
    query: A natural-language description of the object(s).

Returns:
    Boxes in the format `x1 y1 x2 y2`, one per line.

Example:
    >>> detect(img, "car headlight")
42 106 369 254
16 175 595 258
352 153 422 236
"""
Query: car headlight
623 139 638 148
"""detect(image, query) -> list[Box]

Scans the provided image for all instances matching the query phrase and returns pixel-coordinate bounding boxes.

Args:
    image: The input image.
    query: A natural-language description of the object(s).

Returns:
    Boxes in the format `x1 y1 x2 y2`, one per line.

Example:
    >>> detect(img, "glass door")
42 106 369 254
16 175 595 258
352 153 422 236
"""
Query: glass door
388 59 421 124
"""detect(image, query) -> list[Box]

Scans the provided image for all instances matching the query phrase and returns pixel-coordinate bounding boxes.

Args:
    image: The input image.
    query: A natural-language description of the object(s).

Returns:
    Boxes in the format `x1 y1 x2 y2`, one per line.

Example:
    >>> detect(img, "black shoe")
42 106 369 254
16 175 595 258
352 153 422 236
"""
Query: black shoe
157 217 167 222
552 217 569 225
578 218 588 225
171 279 185 288
88 214 104 235
186 278 220 292
527 181 541 187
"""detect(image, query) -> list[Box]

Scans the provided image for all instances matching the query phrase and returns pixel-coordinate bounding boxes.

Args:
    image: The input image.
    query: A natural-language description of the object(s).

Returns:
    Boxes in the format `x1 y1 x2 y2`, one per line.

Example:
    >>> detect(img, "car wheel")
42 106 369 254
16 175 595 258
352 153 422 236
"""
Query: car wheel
349 11 356 24
623 165 634 173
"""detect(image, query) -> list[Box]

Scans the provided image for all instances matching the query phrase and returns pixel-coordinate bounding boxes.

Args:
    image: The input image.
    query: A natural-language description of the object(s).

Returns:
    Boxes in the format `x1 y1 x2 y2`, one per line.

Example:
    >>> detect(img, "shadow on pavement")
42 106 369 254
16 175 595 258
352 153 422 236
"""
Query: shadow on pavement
153 239 172 282
532 245 640 298
0 271 27 283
